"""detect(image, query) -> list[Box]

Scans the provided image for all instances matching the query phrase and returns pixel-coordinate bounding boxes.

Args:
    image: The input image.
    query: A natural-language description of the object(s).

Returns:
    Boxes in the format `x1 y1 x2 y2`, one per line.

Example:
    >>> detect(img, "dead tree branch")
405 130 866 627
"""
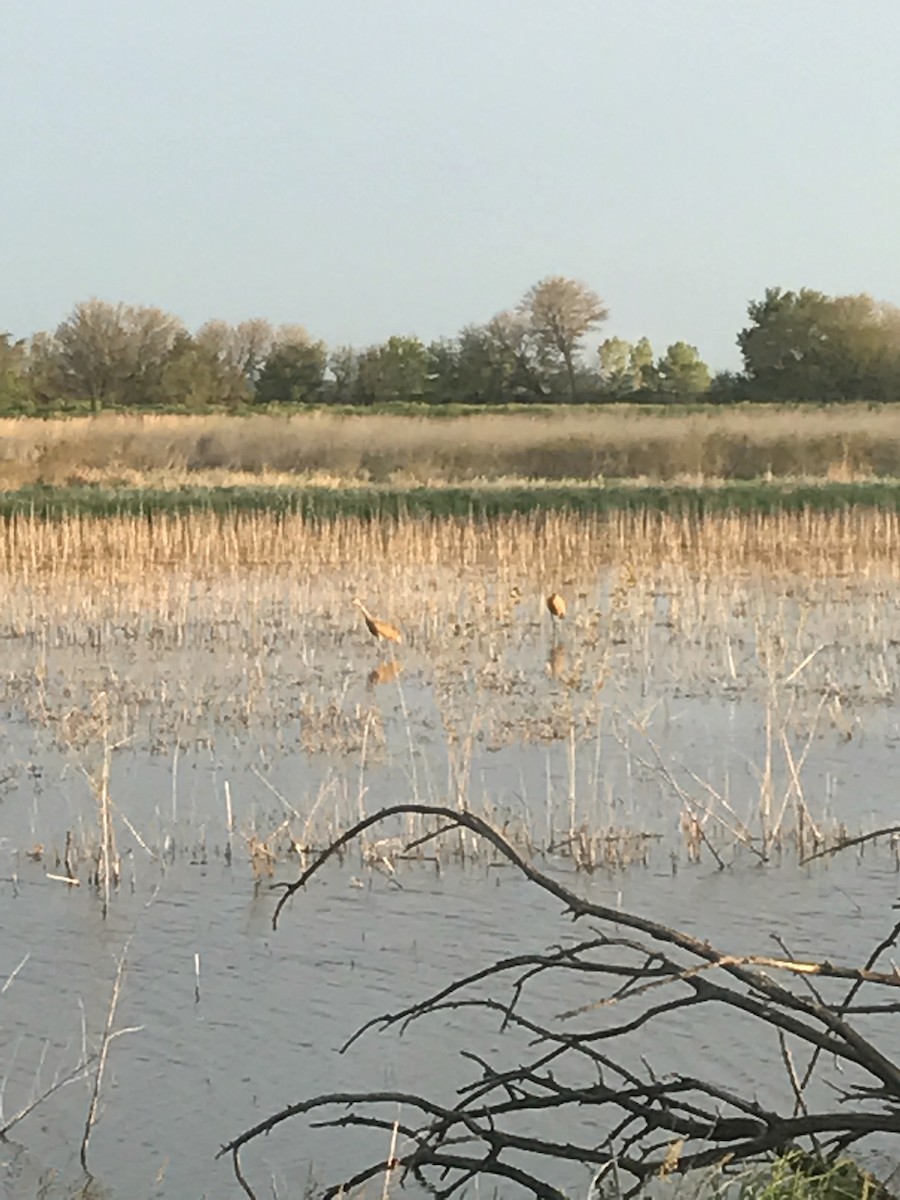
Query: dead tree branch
213 803 900 1198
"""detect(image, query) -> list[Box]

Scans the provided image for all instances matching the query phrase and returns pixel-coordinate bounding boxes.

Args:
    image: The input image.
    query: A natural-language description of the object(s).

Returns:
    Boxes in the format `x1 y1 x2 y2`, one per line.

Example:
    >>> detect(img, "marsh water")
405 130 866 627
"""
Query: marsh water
1 559 899 1198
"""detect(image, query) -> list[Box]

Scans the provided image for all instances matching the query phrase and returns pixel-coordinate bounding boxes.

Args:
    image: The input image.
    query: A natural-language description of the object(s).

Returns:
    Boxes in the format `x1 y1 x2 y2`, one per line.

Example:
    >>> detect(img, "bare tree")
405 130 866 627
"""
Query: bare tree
195 318 274 385
29 299 184 411
274 323 315 348
51 299 128 411
220 805 900 1200
519 276 609 402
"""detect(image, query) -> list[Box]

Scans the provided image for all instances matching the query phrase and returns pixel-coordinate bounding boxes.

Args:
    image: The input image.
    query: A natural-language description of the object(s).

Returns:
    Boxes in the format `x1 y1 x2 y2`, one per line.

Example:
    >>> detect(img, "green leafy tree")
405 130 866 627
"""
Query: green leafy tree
24 331 59 409
828 295 900 400
518 276 608 402
598 337 638 398
426 314 556 405
738 288 833 401
424 329 503 405
328 345 360 405
255 326 326 405
158 334 225 410
630 337 658 392
738 288 900 402
428 324 525 405
479 312 548 402
355 336 429 404
455 325 512 404
423 338 463 404
0 334 31 411
656 342 711 397
706 370 748 405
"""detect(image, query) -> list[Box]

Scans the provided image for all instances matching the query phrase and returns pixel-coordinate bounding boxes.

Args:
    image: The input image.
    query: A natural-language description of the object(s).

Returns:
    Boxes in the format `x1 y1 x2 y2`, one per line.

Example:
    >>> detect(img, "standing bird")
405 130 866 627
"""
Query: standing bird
546 592 566 644
546 592 567 620
353 597 402 644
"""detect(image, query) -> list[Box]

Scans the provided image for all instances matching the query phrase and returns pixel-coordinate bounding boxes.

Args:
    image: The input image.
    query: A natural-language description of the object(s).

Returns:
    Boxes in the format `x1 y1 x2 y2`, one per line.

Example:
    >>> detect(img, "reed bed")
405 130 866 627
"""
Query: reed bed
1 505 899 583
3 506 898 899
5 405 900 487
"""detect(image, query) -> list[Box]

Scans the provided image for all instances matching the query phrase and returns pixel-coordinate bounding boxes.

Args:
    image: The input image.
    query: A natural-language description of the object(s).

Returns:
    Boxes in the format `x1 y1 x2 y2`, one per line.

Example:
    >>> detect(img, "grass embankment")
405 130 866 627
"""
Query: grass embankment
4 406 900 486
5 407 900 516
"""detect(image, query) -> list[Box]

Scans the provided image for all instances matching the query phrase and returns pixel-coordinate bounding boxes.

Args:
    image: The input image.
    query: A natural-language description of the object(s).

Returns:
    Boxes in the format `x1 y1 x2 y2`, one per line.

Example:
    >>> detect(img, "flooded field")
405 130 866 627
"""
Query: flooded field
1 508 899 1197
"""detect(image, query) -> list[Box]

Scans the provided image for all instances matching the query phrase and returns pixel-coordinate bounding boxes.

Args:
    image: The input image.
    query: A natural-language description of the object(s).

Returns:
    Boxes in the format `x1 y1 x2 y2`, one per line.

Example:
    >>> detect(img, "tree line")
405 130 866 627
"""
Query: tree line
2 277 899 412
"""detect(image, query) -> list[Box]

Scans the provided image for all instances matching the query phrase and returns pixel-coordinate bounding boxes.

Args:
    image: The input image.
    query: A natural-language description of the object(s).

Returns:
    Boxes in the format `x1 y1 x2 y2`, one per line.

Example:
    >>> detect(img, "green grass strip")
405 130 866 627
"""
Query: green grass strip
4 481 900 520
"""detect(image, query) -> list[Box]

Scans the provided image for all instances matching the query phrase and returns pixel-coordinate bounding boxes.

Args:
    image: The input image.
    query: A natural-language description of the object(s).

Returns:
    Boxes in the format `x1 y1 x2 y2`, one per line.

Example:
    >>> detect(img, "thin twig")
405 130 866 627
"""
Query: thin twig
80 933 136 1173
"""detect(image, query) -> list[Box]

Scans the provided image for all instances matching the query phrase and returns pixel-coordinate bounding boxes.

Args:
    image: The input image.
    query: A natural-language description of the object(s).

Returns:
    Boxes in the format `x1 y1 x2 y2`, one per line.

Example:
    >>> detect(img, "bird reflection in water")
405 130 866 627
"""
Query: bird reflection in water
367 659 403 689
546 643 568 681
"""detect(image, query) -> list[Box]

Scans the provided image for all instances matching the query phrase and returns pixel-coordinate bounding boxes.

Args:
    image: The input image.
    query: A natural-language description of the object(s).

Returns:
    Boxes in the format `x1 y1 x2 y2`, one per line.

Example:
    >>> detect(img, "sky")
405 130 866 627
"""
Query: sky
3 0 900 371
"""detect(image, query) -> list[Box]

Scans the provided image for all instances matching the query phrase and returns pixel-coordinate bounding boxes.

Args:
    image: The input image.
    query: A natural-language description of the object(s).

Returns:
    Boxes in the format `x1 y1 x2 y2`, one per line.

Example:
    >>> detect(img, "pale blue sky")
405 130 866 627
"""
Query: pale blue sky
4 0 899 370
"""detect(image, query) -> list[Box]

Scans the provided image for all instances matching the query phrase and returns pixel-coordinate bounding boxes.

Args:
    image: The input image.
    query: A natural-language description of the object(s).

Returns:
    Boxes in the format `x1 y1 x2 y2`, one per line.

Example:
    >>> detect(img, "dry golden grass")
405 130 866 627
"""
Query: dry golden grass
4 406 900 488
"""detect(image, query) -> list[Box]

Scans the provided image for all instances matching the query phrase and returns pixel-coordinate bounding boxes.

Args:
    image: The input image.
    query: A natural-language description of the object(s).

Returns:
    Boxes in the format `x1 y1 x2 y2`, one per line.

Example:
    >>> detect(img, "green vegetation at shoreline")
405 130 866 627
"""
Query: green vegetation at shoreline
7 479 900 521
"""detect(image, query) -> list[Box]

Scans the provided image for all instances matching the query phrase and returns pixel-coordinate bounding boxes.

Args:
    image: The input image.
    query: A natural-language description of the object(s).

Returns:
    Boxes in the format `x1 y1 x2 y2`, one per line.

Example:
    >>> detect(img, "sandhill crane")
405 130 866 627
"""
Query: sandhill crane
546 592 566 644
353 598 402 644
546 592 566 620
